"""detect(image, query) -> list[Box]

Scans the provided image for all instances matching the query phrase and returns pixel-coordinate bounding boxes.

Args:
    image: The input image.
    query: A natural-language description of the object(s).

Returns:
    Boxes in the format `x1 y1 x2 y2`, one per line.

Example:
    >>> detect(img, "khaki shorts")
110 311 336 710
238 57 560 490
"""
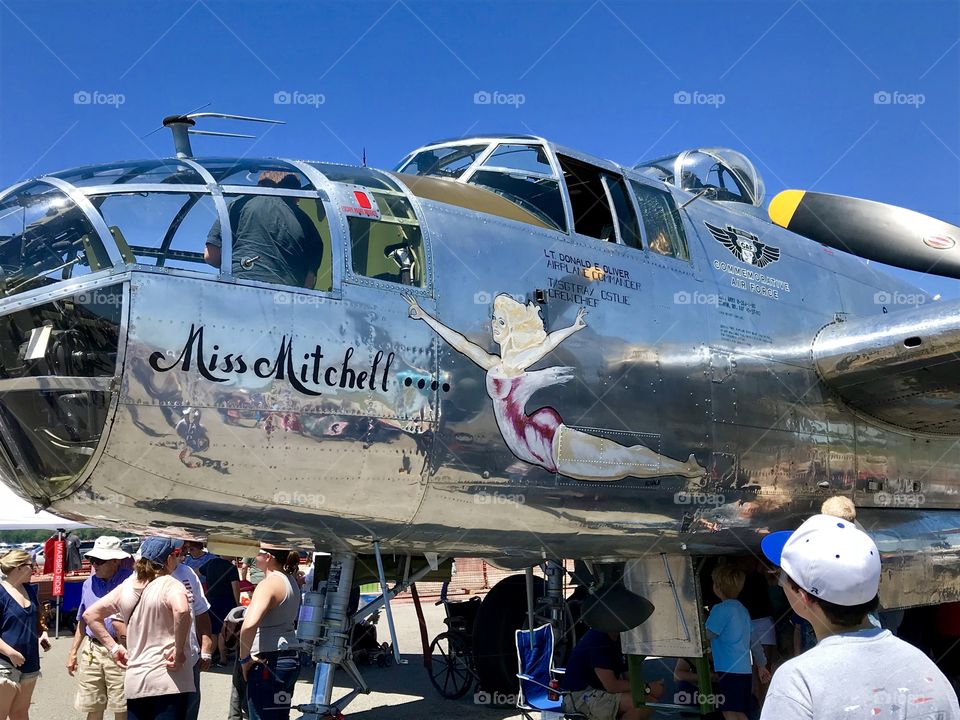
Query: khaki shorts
75 635 125 713
562 687 621 720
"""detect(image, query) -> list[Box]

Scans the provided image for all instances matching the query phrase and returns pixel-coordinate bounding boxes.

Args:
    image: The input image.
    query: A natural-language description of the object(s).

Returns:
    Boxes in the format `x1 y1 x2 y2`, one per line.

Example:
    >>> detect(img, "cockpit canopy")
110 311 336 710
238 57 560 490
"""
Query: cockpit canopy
396 137 568 233
635 148 765 206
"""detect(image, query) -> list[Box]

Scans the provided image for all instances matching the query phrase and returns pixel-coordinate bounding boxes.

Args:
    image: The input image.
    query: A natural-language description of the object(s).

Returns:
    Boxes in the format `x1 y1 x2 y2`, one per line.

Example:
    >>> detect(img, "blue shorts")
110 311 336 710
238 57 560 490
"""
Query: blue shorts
717 672 752 713
246 650 301 720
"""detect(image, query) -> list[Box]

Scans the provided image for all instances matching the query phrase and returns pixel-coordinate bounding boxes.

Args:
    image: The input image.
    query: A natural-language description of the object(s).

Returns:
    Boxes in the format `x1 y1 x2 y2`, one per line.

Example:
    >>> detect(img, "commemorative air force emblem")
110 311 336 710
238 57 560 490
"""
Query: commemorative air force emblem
704 221 781 269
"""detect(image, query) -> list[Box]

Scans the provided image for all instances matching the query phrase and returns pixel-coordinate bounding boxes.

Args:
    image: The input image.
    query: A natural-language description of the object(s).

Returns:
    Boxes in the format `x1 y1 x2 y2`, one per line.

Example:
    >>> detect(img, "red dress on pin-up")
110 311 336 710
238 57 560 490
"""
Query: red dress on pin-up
486 369 562 473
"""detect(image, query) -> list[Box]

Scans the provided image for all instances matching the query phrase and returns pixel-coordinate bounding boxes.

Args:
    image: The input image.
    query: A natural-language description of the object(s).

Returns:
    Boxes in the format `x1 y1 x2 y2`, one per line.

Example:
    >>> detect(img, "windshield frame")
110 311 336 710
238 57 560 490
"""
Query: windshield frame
397 139 571 234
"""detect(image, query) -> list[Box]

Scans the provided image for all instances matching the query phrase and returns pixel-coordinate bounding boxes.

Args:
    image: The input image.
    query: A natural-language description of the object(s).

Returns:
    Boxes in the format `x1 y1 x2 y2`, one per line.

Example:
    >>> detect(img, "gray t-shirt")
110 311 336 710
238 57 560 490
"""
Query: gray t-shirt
761 628 959 720
207 195 323 288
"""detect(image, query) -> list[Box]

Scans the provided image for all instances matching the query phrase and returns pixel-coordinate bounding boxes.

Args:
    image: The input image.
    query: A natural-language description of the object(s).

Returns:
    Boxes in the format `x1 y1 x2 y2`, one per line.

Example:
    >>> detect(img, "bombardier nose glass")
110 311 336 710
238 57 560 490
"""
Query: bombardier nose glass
94 192 219 271
0 287 120 500
0 183 110 297
0 157 337 506
50 159 204 188
191 157 310 187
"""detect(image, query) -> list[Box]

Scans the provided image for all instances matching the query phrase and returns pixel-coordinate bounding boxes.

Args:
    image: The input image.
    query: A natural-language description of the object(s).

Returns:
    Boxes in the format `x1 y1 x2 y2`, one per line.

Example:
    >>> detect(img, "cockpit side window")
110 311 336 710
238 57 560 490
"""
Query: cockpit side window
465 142 567 232
557 154 626 242
604 175 641 249
629 180 690 261
467 171 566 232
481 144 553 175
347 187 424 287
0 182 110 297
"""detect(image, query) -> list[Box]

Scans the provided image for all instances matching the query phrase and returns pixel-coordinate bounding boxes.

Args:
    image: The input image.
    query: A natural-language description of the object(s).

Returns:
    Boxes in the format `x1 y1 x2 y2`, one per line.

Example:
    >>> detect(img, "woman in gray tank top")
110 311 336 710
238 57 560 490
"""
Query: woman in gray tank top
238 545 302 720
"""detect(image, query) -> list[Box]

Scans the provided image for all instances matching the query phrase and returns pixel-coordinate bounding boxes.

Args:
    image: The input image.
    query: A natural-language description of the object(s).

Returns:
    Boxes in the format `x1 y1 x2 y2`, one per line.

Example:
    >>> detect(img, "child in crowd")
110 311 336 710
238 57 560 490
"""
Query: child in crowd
705 564 756 720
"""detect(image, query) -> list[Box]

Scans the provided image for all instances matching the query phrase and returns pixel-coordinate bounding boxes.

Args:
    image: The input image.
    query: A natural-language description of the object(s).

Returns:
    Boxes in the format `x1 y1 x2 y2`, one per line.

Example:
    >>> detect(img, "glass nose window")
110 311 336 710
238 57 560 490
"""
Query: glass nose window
93 192 219 272
49 160 205 188
197 159 311 188
0 182 110 297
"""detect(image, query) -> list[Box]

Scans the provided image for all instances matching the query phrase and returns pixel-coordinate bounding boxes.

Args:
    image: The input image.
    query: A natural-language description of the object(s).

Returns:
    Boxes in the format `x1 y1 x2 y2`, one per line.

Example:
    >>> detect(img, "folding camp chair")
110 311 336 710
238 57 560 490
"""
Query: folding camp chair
515 624 585 719
516 625 694 719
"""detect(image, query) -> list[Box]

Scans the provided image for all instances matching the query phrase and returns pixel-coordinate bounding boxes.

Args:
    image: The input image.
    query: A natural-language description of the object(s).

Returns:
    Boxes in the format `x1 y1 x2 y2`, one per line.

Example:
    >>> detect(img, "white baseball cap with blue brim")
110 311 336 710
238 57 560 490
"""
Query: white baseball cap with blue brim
761 514 881 607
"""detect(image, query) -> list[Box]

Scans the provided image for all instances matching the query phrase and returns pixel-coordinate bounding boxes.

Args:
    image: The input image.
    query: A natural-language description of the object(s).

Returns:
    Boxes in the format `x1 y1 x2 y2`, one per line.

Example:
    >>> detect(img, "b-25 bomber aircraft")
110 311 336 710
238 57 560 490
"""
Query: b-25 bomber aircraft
1 113 959 715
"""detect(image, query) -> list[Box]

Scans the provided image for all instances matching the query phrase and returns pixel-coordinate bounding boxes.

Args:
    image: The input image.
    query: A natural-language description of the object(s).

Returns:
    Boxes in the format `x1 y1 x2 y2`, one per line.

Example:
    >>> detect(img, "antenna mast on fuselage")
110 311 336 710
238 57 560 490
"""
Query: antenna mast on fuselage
162 112 285 158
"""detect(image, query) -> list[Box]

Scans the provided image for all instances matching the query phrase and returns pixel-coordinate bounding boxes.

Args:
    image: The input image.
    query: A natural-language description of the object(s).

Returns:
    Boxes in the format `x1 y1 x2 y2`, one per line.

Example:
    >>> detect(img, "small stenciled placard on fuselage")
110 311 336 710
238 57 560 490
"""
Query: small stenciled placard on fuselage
337 184 381 221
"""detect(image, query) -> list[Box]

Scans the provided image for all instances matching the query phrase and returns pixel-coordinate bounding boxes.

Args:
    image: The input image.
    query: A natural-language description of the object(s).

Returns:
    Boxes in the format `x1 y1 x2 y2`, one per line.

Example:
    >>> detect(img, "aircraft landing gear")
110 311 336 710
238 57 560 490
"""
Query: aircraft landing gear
297 553 363 720
295 549 444 719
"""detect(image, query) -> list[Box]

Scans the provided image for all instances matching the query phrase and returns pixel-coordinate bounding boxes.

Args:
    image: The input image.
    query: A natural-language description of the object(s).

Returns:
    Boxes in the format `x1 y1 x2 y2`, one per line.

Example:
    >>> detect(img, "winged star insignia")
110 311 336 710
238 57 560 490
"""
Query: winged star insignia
704 221 781 268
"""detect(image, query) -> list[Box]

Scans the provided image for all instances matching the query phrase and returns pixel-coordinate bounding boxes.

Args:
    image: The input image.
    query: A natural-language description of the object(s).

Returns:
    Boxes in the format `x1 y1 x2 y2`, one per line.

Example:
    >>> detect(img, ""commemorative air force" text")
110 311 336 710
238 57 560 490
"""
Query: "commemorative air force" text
713 259 791 299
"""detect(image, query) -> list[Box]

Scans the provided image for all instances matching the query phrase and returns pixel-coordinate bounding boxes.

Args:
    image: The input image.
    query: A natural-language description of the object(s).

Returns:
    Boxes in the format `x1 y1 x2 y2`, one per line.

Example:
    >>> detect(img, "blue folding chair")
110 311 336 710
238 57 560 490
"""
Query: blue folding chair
515 624 585 719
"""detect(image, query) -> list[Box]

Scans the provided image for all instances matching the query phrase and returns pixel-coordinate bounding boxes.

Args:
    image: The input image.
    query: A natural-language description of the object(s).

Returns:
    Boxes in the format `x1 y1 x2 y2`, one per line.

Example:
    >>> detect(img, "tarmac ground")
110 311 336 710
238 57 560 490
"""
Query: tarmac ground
25 589 960 720
31 599 541 720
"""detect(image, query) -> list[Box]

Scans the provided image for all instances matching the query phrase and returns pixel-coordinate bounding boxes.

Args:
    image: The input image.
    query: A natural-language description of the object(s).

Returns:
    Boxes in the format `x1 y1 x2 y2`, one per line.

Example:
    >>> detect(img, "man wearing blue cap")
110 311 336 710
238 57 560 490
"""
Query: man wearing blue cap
760 514 959 719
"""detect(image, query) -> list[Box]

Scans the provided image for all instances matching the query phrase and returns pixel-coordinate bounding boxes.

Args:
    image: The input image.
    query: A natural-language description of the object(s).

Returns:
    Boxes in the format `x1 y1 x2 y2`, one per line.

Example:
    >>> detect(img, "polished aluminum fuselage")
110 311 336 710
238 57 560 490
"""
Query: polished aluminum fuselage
4 156 960 611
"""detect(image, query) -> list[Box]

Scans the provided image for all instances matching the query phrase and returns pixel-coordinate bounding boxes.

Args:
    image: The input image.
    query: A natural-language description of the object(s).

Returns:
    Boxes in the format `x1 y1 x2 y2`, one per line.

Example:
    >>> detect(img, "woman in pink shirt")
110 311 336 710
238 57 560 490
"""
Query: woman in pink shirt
84 537 194 720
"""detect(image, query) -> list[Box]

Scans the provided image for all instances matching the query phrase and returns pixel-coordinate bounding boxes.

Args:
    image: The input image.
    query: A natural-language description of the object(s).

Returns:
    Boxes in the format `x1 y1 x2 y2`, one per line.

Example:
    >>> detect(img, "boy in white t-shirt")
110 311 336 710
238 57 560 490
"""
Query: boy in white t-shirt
760 514 959 720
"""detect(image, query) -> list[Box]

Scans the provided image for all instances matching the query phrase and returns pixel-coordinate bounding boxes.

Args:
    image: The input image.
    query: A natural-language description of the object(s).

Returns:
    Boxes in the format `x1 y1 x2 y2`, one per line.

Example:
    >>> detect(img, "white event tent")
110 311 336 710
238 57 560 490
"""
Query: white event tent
0 484 88 531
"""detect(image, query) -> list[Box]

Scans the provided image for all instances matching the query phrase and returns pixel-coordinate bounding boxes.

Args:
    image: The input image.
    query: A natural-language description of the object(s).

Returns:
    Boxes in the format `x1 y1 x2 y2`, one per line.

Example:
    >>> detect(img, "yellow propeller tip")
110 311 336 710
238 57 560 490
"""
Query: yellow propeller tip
769 190 806 228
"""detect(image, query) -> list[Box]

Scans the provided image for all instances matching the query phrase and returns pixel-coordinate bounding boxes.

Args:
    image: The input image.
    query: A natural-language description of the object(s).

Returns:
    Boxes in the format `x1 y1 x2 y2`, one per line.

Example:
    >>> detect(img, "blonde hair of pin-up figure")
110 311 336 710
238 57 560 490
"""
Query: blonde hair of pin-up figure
492 294 547 355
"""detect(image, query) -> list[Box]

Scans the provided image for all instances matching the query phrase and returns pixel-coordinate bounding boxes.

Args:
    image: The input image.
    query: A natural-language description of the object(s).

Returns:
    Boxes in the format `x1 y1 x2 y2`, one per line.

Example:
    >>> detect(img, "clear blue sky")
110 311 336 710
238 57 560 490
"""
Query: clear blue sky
1 0 958 295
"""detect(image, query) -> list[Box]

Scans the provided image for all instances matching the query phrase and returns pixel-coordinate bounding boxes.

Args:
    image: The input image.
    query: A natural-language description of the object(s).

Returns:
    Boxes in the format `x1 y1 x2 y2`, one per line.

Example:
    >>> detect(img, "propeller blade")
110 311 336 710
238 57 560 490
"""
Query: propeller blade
769 190 960 279
580 583 655 633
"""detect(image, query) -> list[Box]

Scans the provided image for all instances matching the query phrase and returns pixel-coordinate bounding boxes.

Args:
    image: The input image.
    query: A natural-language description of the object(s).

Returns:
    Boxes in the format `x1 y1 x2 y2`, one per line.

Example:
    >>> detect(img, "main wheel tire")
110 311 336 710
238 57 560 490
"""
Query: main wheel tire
472 574 545 695
427 631 473 699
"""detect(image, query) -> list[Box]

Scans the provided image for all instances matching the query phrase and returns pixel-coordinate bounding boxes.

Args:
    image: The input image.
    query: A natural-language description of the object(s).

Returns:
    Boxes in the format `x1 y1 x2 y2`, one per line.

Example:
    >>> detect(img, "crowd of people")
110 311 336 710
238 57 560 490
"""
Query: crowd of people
1 497 959 719
0 535 304 720
560 496 960 720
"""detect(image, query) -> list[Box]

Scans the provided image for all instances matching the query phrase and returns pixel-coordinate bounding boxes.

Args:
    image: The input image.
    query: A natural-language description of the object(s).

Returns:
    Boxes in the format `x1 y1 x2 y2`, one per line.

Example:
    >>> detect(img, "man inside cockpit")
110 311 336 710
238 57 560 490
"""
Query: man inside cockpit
204 171 323 289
